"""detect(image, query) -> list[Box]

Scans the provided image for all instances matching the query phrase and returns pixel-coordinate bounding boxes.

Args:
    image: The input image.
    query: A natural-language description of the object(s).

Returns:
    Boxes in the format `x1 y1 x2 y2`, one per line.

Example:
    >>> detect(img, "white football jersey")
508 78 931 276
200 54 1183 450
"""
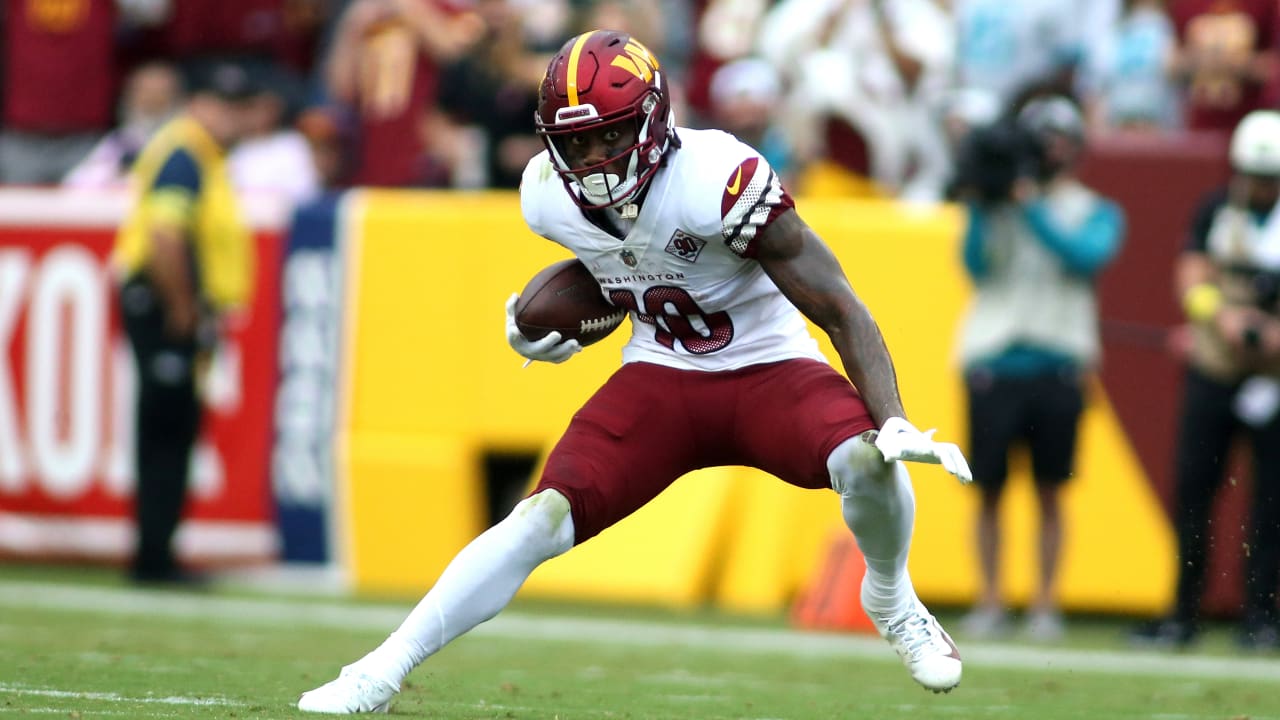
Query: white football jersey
520 128 825 371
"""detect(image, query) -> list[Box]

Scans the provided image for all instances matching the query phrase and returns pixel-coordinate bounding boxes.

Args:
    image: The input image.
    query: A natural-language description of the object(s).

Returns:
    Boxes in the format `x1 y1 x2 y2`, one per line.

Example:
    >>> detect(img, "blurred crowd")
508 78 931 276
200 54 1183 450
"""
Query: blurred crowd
3 0 1280 204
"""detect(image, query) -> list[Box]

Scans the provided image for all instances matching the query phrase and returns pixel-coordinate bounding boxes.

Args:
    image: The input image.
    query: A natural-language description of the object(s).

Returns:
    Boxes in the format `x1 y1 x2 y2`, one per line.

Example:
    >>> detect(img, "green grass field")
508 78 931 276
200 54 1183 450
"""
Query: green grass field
1 565 1278 720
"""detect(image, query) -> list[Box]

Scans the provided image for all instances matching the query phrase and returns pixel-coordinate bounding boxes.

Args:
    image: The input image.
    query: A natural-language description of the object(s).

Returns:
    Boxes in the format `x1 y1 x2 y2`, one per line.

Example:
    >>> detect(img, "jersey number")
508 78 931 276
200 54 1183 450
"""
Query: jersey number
609 286 734 354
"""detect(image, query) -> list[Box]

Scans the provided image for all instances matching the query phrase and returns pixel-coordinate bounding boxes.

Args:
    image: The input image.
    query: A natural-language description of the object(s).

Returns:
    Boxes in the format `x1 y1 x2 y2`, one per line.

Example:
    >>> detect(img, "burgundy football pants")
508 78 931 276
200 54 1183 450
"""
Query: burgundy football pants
533 358 876 544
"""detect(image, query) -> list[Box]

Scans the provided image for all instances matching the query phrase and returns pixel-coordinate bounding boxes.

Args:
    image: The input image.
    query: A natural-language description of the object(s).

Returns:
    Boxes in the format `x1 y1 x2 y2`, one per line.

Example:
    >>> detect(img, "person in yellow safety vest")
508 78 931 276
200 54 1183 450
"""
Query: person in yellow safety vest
112 61 256 585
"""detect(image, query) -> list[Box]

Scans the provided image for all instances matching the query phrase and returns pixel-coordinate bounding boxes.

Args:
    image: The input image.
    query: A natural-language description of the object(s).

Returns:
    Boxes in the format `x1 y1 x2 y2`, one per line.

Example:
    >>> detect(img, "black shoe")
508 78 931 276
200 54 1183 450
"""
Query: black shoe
1129 618 1198 649
129 566 211 589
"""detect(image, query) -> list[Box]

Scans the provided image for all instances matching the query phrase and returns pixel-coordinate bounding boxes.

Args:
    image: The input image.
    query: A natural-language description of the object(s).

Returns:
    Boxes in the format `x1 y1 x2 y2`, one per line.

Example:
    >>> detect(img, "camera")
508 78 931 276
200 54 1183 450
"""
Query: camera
1244 326 1263 350
952 119 1047 206
1251 270 1280 309
1240 270 1280 350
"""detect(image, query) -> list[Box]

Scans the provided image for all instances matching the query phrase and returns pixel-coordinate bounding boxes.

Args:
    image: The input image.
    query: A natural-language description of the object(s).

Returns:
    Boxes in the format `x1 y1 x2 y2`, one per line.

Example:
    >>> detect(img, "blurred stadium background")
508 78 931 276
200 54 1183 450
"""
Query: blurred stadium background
3 0 1280 717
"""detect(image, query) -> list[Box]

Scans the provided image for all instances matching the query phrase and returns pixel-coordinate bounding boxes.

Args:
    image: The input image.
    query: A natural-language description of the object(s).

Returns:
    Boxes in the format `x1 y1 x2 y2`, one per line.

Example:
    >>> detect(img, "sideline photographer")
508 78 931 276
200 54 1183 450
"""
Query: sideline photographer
1134 110 1280 651
954 96 1125 640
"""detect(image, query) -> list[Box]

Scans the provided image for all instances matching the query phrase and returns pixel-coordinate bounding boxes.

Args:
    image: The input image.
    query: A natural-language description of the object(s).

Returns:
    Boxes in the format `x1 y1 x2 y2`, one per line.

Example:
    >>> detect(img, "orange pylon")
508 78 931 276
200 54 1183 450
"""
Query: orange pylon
790 532 877 633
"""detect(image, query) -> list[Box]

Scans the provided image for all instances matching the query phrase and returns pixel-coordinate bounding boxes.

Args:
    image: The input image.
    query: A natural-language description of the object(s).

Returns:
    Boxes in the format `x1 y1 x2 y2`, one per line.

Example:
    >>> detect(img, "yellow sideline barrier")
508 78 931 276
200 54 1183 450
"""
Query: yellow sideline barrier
344 433 484 592
521 466 741 605
714 471 838 614
339 191 1174 613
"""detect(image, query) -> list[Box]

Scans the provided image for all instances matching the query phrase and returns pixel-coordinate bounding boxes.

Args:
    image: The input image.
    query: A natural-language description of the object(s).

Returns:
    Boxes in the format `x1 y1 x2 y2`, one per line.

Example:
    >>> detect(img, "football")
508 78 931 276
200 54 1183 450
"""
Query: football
514 259 626 346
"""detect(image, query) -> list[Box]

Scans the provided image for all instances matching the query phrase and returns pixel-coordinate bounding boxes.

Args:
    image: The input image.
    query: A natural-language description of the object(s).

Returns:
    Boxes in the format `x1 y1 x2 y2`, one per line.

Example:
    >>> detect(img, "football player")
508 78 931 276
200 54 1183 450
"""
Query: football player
299 30 972 714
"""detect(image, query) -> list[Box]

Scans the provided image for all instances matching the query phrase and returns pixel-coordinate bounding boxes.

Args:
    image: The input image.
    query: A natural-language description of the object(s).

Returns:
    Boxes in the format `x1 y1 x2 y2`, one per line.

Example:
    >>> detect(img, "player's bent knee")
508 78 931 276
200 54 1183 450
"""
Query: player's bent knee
516 488 572 526
827 433 894 496
505 489 575 559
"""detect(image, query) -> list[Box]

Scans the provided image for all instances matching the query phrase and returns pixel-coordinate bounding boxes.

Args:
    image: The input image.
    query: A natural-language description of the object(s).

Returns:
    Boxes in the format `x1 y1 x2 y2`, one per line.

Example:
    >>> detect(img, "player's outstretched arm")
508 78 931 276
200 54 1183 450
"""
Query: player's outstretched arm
756 209 905 425
756 210 971 483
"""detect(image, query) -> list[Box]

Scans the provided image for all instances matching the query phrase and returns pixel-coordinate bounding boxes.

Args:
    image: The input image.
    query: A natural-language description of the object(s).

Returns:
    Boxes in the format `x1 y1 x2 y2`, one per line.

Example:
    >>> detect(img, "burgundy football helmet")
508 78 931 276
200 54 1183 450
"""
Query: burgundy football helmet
535 30 676 209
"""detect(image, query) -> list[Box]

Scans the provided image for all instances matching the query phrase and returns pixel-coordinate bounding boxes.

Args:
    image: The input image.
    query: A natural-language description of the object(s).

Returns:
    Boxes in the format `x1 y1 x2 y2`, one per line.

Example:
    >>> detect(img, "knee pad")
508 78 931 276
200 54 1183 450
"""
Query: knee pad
504 489 575 559
827 433 895 496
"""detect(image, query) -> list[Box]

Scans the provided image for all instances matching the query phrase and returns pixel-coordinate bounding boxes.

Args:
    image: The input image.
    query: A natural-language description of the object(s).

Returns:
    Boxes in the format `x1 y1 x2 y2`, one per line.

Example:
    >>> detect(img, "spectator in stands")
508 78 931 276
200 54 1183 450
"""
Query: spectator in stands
1082 0 1125 52
1079 0 1182 133
1168 0 1279 134
758 0 955 202
706 56 793 187
433 0 544 189
295 104 350 191
124 0 328 78
324 0 486 186
940 87 1003 178
63 61 186 189
228 71 322 204
112 62 256 585
953 0 1083 113
685 0 772 127
648 0 697 85
1132 110 1280 651
953 97 1125 641
514 0 573 53
575 0 666 55
1 0 118 185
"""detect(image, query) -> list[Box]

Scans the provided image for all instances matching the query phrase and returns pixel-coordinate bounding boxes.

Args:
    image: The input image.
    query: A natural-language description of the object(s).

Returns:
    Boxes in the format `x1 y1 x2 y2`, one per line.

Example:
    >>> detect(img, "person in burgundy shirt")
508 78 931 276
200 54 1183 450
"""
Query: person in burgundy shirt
1170 0 1280 133
323 0 485 187
157 0 326 76
1 0 117 184
113 0 326 76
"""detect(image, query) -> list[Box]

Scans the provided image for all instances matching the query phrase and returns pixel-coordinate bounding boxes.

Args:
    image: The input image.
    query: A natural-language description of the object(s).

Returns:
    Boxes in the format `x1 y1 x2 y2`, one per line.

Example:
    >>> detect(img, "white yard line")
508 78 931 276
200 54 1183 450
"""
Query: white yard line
3 581 1280 683
11 708 222 719
8 709 134 716
0 683 242 706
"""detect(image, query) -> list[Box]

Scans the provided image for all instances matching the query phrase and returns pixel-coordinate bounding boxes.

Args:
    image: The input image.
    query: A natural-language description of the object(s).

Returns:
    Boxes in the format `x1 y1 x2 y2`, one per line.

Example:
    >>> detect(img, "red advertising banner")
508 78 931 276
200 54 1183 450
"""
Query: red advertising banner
0 191 283 564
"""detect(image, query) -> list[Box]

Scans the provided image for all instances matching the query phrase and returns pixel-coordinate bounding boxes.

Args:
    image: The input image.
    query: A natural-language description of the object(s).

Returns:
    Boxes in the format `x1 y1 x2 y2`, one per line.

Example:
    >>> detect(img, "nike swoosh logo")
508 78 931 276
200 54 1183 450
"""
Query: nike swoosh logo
726 167 743 195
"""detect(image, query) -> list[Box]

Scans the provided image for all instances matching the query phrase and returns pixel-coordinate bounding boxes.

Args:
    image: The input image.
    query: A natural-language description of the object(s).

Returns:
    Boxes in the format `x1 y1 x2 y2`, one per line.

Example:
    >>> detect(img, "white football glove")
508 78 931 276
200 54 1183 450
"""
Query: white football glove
505 293 582 364
873 416 973 484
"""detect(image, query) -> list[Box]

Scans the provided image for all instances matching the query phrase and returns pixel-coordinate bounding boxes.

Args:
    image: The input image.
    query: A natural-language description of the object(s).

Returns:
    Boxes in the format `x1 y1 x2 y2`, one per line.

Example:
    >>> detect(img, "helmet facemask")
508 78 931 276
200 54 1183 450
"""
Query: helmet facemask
540 90 668 209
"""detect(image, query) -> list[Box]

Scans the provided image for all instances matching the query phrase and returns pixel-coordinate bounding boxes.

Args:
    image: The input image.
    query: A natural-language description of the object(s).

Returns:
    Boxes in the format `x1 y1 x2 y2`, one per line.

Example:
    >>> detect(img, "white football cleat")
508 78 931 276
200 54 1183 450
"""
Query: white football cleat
866 595 962 693
297 668 399 714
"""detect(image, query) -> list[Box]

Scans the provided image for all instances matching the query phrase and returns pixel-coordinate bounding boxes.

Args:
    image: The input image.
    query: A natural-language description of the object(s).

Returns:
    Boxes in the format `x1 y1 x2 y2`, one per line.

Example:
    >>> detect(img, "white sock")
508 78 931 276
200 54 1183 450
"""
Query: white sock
827 434 917 617
348 490 575 686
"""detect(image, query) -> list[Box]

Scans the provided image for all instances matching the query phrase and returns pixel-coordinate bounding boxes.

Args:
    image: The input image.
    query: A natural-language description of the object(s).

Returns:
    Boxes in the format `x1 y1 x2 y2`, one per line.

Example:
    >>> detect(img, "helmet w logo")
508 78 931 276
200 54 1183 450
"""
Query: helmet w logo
610 40 660 82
